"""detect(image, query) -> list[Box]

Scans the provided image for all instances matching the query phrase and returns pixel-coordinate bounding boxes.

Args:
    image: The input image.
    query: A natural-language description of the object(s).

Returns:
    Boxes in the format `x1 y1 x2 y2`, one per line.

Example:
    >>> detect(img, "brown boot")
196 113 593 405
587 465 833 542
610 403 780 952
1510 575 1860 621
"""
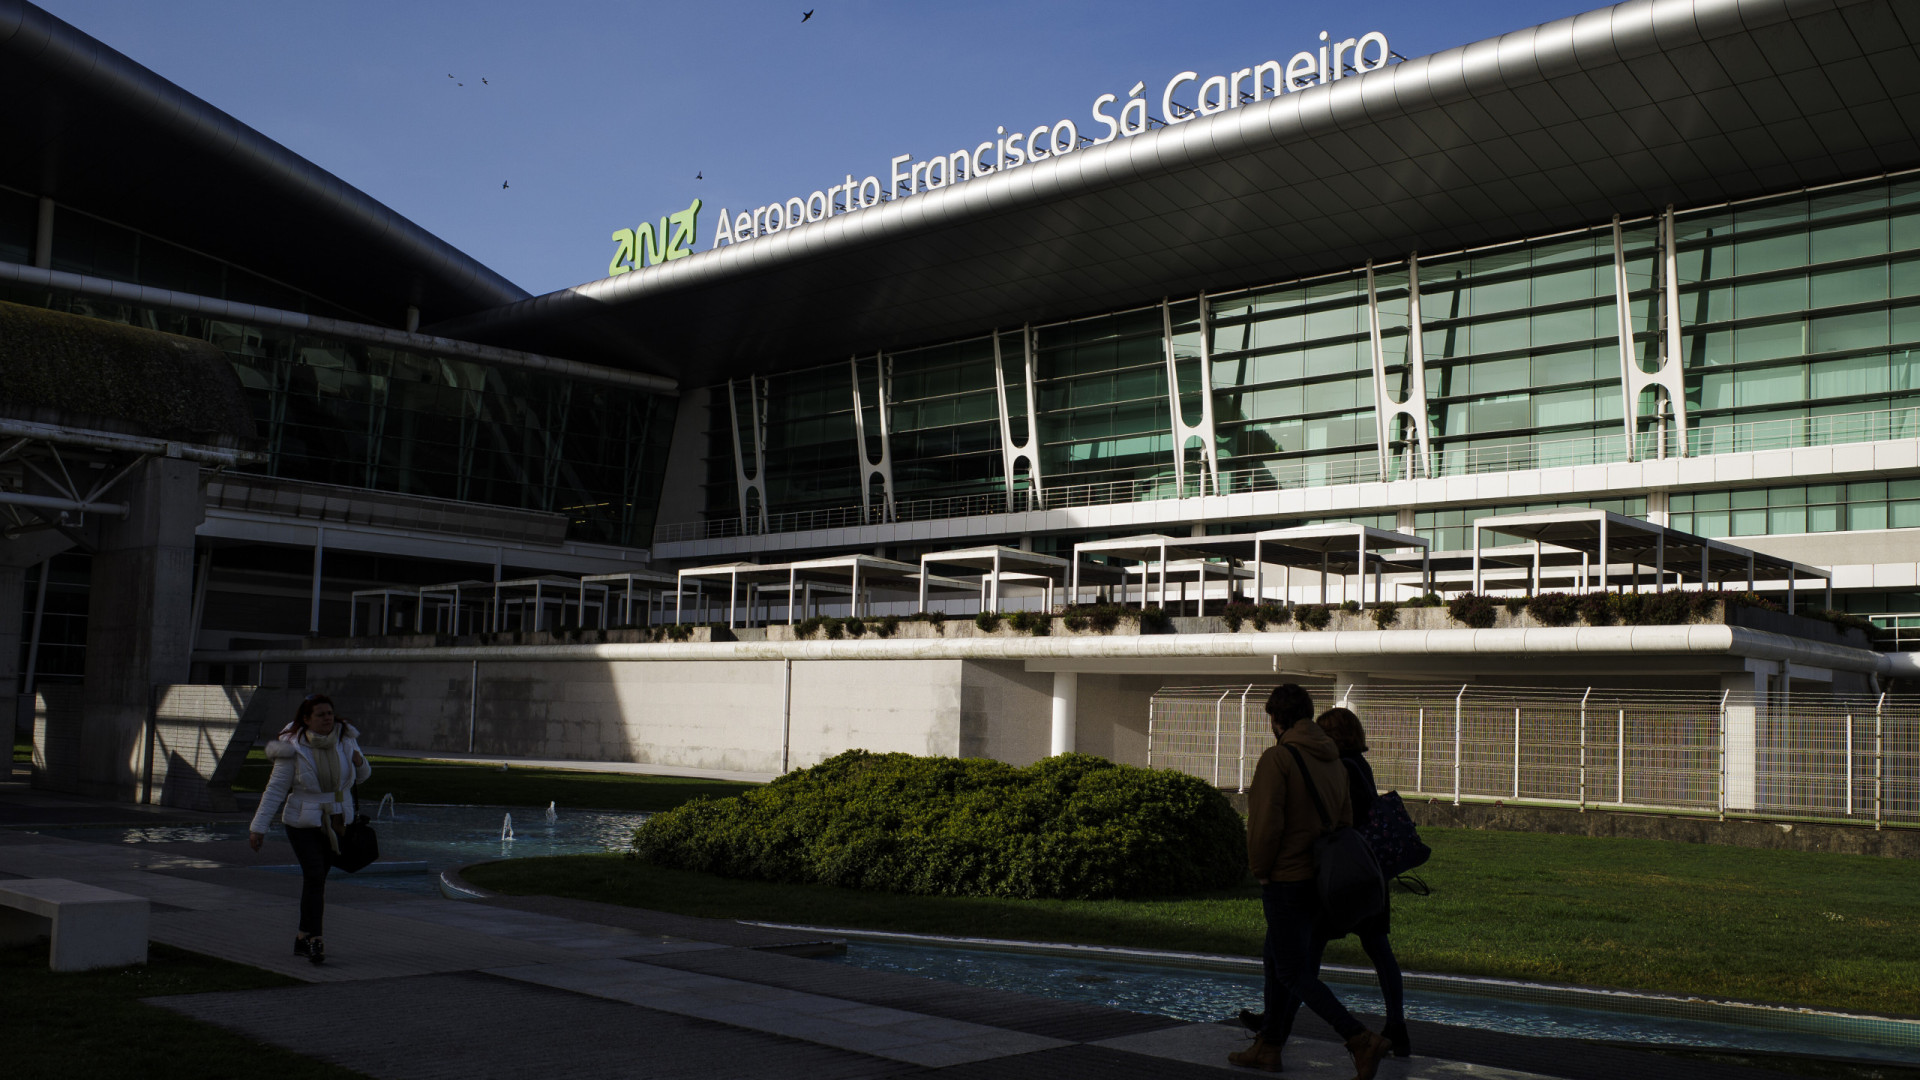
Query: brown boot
1343 1029 1392 1080
1227 1035 1285 1071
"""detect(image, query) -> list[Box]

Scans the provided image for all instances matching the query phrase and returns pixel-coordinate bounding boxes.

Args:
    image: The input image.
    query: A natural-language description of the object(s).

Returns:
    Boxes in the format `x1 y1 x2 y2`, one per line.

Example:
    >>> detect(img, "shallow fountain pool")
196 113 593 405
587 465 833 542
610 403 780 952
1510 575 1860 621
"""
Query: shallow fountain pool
22 804 650 895
824 937 1920 1066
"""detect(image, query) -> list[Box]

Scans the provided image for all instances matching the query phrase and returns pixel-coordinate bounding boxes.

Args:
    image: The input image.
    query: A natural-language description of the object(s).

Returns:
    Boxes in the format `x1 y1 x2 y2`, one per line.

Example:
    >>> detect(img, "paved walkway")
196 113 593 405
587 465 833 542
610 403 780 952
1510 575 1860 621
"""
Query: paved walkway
0 783 1795 1080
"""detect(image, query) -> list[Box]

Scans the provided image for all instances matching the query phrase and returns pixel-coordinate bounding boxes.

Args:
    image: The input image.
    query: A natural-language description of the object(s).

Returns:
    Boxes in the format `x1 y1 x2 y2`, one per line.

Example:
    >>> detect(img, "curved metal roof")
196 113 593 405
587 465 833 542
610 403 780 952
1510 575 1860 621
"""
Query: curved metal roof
433 0 1920 381
0 1 528 326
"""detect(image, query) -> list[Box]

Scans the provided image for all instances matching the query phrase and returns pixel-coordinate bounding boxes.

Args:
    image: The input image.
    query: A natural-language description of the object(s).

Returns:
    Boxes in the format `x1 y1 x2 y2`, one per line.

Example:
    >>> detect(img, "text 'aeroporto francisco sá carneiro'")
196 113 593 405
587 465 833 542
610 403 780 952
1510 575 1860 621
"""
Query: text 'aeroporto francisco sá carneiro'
706 29 1391 251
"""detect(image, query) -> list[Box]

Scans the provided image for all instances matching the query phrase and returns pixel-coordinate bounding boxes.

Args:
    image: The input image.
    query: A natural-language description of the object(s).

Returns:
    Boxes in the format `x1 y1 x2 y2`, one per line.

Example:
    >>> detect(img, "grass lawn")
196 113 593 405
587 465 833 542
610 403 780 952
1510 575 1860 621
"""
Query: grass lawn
0 941 369 1080
232 750 757 812
465 827 1920 1016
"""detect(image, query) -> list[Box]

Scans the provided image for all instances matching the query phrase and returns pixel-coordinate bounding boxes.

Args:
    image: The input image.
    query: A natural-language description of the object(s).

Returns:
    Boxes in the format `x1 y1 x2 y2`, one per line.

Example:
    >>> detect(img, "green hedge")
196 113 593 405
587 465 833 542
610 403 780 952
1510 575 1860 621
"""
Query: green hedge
631 750 1247 900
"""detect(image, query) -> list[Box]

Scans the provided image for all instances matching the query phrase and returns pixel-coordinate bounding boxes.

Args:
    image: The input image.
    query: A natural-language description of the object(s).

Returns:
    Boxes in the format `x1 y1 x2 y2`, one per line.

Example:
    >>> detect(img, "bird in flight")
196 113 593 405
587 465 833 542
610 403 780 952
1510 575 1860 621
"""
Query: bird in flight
501 181 509 189
696 171 703 180
802 9 813 21
446 73 453 78
481 77 488 85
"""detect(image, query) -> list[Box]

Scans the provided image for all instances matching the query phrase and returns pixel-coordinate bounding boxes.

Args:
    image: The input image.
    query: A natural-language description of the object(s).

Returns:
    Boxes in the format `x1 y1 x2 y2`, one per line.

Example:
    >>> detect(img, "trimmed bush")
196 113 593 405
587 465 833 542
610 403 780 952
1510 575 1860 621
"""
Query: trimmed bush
874 615 900 638
1526 592 1577 627
844 617 868 637
975 611 1003 632
1371 601 1399 629
1577 592 1616 626
632 750 1247 900
1252 603 1289 629
1447 593 1497 629
1297 604 1332 630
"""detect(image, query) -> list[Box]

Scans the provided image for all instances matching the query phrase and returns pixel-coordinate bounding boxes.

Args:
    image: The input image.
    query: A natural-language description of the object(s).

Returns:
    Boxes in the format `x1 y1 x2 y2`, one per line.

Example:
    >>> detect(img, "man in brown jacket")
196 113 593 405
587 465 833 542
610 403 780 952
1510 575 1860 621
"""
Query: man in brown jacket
1228 684 1391 1077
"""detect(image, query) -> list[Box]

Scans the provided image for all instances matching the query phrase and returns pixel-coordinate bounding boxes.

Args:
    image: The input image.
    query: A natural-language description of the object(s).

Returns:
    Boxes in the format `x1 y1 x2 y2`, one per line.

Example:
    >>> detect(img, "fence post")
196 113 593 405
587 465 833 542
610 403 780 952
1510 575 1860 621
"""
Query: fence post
1416 707 1425 793
1237 686 1250 794
1876 691 1886 831
1616 707 1626 806
1213 690 1228 789
1512 706 1521 800
1578 688 1591 812
1453 684 1466 806
1845 713 1854 818
1146 699 1154 770
1717 689 1729 821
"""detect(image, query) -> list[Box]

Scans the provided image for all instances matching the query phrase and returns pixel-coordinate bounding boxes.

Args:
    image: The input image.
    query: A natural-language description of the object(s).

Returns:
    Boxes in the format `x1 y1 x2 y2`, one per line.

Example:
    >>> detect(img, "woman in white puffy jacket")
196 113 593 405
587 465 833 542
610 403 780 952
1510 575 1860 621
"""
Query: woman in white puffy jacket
248 694 370 965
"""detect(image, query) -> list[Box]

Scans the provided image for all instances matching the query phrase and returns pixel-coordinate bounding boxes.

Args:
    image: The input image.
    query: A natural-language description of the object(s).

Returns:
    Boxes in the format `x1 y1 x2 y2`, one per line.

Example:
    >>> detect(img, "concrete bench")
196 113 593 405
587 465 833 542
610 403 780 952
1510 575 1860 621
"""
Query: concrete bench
0 878 149 971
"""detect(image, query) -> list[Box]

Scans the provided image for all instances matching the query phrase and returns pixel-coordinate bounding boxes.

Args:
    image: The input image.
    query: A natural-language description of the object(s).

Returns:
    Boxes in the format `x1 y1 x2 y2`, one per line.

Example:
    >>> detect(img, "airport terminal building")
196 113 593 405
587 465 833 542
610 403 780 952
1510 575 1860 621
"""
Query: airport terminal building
4 0 1920 817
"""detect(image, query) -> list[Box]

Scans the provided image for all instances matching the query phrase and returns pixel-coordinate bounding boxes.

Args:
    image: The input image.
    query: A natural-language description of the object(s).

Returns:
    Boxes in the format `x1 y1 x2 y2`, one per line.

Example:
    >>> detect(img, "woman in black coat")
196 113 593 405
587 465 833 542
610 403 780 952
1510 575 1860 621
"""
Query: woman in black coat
1317 706 1408 1056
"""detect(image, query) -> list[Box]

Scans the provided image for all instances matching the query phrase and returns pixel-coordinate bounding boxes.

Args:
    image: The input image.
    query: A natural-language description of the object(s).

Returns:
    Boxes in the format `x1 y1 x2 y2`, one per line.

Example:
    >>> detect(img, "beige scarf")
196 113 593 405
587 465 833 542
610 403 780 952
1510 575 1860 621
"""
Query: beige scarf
304 725 347 853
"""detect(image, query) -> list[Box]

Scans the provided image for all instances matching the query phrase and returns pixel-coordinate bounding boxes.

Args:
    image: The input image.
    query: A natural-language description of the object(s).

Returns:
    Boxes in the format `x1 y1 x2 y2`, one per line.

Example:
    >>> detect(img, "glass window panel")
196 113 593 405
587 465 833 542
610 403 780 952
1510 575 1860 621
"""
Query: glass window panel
1769 486 1807 506
1679 286 1732 325
1304 304 1358 340
1698 372 1734 409
1892 501 1920 529
1469 394 1529 432
1810 219 1887 262
1469 276 1529 315
1807 504 1842 532
1735 231 1807 274
1810 353 1890 398
1808 310 1889 353
1894 256 1920 298
1736 275 1807 318
1532 266 1597 303
1894 210 1920 252
1304 378 1357 414
1892 305 1920 346
1850 481 1889 500
1810 263 1888 308
1850 502 1889 530
1768 506 1806 534
1470 356 1530 395
1533 388 1593 426
1530 306 1594 346
1731 488 1768 510
1469 315 1528 354
1730 507 1767 535
1734 321 1804 363
1533 347 1598 385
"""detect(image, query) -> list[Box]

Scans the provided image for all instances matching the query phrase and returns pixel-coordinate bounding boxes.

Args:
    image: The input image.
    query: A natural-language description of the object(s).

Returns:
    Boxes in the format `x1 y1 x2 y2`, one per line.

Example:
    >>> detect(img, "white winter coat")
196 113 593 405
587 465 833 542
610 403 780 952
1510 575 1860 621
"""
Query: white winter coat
248 723 372 834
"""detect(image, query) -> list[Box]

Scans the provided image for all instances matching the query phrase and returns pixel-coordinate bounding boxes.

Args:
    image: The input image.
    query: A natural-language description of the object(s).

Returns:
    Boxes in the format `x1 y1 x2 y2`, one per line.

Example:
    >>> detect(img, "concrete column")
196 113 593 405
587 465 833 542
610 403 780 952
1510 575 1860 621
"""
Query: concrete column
1050 671 1077 756
1720 664 1771 813
0 564 23 745
34 196 54 269
52 458 205 801
1333 674 1370 709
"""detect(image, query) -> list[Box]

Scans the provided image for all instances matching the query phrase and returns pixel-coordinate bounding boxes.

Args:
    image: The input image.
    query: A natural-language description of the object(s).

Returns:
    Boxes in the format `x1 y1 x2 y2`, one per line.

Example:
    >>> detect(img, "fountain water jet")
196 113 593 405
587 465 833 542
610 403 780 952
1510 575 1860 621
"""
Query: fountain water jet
500 813 515 842
544 801 557 824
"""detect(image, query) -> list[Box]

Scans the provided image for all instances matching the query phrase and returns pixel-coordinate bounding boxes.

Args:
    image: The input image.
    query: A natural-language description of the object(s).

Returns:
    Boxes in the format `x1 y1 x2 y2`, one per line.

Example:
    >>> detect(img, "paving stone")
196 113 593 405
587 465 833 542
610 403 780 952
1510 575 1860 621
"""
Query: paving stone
643 945 1185 1043
489 957 1069 1067
151 971 922 1080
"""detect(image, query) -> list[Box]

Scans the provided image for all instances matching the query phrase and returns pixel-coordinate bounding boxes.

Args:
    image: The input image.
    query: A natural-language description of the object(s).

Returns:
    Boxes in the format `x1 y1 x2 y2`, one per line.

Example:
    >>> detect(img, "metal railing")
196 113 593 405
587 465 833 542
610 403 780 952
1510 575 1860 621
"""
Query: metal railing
656 403 1920 545
1147 684 1920 829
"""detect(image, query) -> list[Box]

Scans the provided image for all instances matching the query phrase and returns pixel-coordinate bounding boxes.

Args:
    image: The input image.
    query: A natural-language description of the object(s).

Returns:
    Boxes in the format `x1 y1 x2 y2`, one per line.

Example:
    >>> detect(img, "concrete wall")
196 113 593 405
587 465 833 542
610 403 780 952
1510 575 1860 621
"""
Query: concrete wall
293 657 984 774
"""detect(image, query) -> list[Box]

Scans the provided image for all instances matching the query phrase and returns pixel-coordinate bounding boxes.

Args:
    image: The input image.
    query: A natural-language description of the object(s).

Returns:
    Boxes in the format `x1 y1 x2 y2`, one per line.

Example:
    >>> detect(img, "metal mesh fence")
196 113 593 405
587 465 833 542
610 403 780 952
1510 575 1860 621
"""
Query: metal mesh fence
1148 684 1920 829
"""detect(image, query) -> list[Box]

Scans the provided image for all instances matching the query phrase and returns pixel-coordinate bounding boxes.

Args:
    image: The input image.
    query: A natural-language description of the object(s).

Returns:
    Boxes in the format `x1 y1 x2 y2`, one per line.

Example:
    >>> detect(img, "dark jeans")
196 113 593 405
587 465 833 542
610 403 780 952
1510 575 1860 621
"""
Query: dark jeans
1259 880 1364 1043
284 824 333 936
1360 930 1405 1026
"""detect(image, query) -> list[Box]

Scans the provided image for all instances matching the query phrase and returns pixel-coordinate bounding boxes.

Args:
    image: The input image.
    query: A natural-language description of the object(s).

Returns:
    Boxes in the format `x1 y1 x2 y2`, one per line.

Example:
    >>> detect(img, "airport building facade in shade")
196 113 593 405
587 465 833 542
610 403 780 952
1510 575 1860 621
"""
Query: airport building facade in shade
8 0 1920 806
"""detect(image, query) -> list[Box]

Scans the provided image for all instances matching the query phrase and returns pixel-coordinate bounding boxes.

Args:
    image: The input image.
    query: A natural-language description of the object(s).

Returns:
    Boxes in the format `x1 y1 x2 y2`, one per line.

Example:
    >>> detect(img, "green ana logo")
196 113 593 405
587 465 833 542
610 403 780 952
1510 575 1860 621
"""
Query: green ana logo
608 198 702 276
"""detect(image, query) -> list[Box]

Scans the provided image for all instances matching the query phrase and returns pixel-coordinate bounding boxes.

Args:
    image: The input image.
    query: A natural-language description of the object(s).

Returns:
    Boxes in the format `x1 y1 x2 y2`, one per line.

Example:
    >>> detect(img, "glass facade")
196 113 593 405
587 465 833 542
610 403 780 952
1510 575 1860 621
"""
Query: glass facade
3 282 676 546
1670 482 1920 539
698 171 1920 540
0 183 366 321
1677 178 1920 439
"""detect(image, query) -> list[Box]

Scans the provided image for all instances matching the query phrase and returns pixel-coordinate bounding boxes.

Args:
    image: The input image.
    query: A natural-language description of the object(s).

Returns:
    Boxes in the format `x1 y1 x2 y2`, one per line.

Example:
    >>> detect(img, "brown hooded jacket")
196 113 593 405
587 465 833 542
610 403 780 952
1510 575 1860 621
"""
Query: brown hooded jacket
1246 718 1353 883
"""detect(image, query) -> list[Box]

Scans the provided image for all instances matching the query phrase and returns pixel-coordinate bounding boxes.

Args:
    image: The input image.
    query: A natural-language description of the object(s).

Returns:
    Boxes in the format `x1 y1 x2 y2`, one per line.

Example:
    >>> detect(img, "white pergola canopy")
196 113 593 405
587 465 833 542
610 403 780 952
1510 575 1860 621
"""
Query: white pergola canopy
1471 509 1832 609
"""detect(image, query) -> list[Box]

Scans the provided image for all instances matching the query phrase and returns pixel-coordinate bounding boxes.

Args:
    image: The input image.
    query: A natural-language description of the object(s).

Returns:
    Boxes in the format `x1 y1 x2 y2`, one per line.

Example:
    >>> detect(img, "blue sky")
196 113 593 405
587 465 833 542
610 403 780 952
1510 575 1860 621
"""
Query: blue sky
43 1 1600 297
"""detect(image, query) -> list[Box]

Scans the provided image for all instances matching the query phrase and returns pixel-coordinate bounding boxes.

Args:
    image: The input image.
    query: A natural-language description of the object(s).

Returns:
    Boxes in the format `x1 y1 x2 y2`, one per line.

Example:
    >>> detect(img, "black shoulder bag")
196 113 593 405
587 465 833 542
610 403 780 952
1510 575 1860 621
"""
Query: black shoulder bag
1286 746 1386 933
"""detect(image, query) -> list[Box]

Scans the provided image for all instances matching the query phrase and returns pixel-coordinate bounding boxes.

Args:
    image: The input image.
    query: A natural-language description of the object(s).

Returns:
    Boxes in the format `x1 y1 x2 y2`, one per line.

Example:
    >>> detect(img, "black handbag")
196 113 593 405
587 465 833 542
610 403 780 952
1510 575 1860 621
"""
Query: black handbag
334 814 380 873
1287 746 1386 933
